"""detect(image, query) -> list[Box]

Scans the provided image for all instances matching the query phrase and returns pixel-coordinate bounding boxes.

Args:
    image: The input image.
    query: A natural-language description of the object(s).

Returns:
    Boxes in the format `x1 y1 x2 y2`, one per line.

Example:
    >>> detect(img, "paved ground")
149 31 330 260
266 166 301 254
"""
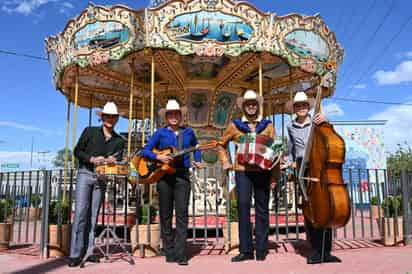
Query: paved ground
1 210 407 274
1 242 411 274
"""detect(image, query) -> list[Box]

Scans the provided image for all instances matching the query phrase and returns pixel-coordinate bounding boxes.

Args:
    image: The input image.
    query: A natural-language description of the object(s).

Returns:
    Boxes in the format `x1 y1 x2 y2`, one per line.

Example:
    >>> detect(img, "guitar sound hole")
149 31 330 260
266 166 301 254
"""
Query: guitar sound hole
148 162 157 172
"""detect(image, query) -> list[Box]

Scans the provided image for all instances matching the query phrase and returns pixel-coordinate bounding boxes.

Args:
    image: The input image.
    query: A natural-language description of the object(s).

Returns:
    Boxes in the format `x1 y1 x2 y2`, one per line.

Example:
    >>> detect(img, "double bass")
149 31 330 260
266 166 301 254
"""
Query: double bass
298 74 351 229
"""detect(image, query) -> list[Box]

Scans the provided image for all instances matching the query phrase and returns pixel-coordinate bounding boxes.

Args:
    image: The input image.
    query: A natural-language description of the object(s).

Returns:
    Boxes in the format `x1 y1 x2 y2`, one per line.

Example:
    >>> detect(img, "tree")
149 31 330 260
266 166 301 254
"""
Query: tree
387 143 412 178
53 149 77 168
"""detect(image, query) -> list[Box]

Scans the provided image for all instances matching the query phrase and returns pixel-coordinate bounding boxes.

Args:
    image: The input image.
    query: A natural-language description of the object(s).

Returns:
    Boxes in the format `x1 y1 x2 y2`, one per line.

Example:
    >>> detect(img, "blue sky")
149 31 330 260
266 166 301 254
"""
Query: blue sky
0 0 412 169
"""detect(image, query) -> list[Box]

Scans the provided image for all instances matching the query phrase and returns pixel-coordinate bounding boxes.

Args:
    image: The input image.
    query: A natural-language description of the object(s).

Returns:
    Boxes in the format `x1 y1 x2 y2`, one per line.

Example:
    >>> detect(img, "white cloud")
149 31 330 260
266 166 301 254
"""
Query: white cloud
1 0 72 16
369 102 412 152
0 151 55 170
323 103 344 117
374 60 412 85
353 84 367 89
0 120 63 136
406 51 412 58
58 1 73 14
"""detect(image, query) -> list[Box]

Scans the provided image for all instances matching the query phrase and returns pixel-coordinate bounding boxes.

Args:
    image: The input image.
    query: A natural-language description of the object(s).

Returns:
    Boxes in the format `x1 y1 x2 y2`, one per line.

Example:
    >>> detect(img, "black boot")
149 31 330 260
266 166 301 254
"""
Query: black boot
68 257 81 267
324 254 342 263
307 252 322 264
256 251 267 261
177 257 189 266
86 255 100 263
231 253 254 262
166 254 176 263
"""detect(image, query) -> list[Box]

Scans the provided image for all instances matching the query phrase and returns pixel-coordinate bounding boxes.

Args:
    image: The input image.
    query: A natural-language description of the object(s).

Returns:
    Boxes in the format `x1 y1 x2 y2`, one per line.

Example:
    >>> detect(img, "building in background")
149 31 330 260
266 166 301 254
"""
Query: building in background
332 120 387 205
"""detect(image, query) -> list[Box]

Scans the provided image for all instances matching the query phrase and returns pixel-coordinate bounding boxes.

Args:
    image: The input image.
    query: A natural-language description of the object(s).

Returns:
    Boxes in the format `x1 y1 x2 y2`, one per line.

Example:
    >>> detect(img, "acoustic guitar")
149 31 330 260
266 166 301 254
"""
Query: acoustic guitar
130 141 218 184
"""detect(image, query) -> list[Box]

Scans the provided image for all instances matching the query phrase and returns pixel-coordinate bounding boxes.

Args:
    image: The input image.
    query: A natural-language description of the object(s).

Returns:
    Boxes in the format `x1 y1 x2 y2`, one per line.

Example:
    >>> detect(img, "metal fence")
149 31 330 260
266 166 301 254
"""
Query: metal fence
0 168 411 258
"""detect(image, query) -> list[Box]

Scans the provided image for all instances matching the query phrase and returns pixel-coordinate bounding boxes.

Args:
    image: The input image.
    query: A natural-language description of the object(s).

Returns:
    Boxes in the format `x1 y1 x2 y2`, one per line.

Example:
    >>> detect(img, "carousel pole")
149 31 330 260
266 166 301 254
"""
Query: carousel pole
72 68 80 172
281 106 285 145
318 77 323 113
150 56 155 134
259 58 263 115
141 70 146 147
127 63 135 159
149 55 155 211
88 94 93 127
268 78 274 124
134 100 138 150
289 68 294 112
63 98 71 202
286 68 294 144
269 98 274 124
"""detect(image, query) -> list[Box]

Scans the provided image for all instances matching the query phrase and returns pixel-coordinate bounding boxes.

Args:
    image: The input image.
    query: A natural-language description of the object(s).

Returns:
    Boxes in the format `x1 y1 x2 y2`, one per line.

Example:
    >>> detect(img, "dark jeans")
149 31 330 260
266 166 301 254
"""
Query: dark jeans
157 172 191 260
235 171 271 255
70 169 104 258
305 220 333 256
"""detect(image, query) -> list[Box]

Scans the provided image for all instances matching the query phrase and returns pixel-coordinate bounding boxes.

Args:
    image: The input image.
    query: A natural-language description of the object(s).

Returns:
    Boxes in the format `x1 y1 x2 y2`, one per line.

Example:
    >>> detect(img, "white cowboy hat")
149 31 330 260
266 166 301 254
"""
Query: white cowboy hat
96 102 120 116
158 99 188 123
236 90 264 110
285 91 315 114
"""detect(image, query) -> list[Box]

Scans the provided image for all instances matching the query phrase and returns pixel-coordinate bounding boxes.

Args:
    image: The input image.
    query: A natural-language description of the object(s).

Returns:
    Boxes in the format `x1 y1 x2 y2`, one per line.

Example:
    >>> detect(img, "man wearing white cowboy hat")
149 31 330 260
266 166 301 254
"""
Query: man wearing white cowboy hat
141 99 203 266
68 102 125 267
217 90 279 262
285 92 341 264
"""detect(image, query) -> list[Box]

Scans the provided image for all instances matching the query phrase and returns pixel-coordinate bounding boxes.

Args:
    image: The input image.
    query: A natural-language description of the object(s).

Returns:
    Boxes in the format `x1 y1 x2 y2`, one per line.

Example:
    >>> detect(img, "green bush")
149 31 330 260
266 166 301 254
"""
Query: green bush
228 200 238 222
30 194 42 208
370 196 379 206
202 151 218 164
48 200 71 225
0 199 13 223
381 195 403 218
139 204 157 224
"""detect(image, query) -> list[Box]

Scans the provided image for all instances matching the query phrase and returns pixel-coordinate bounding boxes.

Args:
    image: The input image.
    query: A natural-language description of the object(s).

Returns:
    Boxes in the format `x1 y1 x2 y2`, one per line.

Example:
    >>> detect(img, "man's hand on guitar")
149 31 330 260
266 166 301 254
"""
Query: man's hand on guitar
193 162 205 169
105 156 116 164
222 162 233 171
156 154 173 164
313 113 327 125
270 180 277 190
90 156 105 164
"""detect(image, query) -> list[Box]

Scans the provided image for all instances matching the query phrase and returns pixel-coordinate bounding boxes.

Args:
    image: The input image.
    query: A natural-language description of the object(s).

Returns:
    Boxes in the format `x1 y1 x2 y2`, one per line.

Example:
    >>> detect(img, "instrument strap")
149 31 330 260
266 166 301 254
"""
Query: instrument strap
178 128 183 151
175 128 184 161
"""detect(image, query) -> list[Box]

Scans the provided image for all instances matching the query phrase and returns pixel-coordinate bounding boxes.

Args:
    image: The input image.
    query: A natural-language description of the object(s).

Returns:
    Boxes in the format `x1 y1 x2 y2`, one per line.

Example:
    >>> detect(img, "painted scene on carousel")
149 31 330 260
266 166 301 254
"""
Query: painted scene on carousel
166 11 253 43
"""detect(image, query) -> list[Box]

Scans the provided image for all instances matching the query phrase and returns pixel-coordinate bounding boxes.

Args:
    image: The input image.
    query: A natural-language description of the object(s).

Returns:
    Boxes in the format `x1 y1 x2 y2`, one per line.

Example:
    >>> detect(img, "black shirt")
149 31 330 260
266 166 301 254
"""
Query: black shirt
74 126 126 172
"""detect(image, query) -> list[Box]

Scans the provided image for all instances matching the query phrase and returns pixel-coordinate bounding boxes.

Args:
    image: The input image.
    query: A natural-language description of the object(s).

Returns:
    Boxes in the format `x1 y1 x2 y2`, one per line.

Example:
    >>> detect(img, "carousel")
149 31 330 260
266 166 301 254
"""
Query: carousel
45 0 343 255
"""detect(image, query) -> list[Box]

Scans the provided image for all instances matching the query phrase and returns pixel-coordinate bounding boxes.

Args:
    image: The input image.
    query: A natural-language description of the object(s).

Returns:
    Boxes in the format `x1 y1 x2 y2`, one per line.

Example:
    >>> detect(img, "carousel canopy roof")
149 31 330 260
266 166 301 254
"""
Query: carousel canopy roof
45 0 343 133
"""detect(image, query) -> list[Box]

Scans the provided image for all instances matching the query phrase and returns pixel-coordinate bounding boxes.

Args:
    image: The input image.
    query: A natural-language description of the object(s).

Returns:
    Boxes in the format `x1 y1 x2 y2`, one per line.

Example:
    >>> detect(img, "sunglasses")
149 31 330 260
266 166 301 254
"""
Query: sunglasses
294 103 309 108
166 111 181 116
244 101 258 107
102 114 119 119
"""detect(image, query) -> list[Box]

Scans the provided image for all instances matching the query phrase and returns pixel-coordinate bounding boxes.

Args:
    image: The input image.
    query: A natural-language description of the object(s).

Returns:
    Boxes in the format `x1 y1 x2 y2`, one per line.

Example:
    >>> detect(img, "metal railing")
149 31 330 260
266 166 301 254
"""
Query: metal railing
0 167 411 258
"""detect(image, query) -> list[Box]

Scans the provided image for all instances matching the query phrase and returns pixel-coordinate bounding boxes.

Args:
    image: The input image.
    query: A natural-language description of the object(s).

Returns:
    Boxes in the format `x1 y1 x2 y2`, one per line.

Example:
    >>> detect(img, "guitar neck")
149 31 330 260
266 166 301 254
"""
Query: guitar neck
171 145 199 158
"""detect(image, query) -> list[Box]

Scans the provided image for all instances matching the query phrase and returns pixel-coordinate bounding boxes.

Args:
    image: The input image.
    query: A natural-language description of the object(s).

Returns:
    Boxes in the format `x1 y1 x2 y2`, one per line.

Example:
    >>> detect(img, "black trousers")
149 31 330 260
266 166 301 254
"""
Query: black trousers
235 171 271 254
157 172 191 260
